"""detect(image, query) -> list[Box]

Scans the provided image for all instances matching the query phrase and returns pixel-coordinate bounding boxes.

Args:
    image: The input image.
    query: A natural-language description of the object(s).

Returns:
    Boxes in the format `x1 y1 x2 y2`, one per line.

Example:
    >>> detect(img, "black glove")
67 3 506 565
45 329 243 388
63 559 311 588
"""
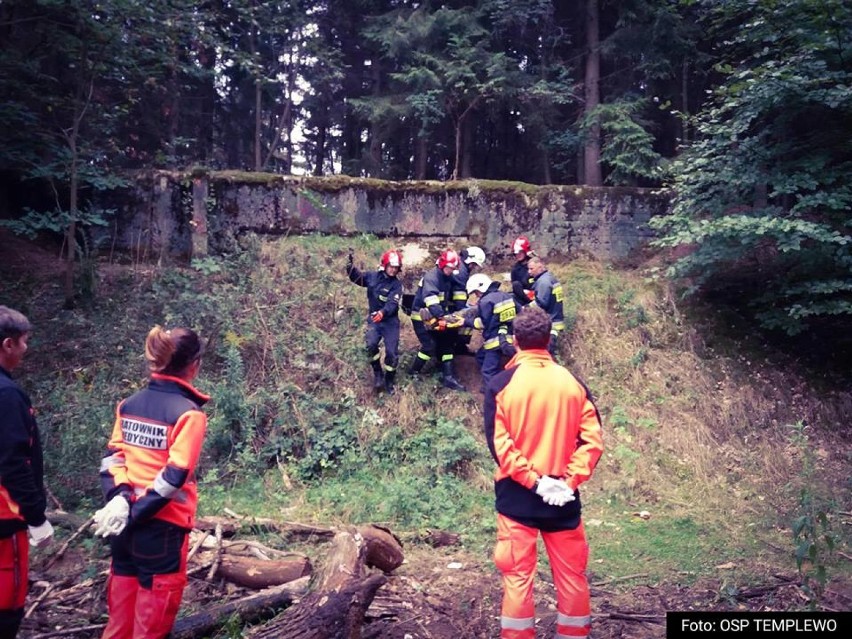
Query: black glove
500 342 517 357
346 249 354 274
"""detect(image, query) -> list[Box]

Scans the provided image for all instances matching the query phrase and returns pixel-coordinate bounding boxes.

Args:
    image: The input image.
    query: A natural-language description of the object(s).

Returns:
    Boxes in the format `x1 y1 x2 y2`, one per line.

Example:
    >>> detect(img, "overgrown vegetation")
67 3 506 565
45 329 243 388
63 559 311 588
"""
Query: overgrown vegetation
2 233 850 602
651 0 852 335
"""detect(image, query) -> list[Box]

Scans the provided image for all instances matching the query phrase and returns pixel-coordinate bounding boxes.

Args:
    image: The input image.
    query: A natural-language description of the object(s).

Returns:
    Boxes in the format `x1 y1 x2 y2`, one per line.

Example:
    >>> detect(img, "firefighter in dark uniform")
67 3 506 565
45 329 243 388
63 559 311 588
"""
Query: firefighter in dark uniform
528 257 565 356
409 249 466 391
347 249 403 395
510 236 536 307
464 274 519 389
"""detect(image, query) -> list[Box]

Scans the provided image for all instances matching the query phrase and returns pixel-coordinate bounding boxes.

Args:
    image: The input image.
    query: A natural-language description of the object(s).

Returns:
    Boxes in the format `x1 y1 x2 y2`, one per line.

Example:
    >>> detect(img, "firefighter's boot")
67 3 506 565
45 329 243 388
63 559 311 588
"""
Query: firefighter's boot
371 360 385 391
441 361 466 391
384 370 396 395
133 573 186 639
408 353 428 375
101 574 139 639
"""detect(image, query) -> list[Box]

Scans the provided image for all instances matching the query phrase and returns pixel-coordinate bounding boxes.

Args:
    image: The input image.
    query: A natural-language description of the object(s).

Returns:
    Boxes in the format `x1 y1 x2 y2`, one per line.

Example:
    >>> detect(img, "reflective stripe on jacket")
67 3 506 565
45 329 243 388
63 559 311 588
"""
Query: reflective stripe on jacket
100 374 209 530
484 350 603 530
411 267 463 319
465 285 518 349
530 270 565 330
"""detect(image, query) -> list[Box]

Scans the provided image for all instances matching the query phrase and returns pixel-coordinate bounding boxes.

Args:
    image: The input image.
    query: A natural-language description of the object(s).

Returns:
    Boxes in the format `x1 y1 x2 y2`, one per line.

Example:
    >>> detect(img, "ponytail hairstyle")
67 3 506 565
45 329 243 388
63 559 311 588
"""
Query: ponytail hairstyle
145 326 202 377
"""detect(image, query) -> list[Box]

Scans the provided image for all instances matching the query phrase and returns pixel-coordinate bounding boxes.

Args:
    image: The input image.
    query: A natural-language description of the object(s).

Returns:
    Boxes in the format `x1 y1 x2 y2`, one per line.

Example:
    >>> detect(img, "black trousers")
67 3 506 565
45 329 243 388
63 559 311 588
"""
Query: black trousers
366 317 400 369
109 519 189 589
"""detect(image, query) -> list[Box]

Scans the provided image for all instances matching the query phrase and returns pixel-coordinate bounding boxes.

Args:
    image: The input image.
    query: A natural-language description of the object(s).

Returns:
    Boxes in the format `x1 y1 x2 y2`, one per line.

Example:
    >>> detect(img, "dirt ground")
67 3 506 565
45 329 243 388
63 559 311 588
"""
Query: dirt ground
17 533 852 639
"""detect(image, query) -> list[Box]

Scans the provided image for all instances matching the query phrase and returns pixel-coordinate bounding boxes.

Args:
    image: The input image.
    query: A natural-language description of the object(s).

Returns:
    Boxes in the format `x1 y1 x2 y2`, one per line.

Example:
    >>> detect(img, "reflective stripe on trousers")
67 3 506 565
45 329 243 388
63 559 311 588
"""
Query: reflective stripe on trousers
494 514 591 639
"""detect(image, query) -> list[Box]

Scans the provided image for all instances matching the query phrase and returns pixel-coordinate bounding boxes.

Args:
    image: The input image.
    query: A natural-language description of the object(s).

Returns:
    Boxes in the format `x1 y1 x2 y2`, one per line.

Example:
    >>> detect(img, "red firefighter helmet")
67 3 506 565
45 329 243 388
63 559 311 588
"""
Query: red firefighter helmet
381 249 402 269
513 236 532 255
436 249 460 270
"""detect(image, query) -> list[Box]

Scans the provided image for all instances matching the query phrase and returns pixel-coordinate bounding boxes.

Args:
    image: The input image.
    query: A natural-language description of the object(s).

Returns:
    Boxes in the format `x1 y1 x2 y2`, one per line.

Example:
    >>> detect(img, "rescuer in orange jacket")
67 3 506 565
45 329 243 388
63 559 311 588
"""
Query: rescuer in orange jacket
484 306 603 639
95 326 209 639
0 306 53 639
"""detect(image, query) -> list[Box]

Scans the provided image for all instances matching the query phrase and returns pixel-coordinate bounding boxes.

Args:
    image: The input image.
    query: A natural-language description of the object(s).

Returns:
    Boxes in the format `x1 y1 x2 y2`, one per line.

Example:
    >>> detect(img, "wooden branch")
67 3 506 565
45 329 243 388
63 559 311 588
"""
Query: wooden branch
218 555 312 589
591 573 648 587
195 515 335 539
46 511 90 531
605 612 666 625
736 580 800 599
168 578 309 639
186 530 209 563
206 523 223 581
30 624 106 639
25 583 55 619
44 516 95 569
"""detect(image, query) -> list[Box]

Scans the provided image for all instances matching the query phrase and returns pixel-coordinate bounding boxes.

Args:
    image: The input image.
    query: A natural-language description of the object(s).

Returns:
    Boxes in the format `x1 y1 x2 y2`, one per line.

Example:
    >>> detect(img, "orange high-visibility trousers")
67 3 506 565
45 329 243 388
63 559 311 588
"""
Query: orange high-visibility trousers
494 515 591 639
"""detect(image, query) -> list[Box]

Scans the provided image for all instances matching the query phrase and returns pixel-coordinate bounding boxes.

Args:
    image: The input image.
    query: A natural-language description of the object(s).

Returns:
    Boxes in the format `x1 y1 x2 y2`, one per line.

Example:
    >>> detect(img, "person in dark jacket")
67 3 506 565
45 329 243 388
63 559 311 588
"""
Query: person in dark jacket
454 246 486 356
95 325 209 639
464 273 518 389
527 257 565 356
347 249 404 394
409 249 466 391
0 306 53 639
510 236 536 307
485 307 603 639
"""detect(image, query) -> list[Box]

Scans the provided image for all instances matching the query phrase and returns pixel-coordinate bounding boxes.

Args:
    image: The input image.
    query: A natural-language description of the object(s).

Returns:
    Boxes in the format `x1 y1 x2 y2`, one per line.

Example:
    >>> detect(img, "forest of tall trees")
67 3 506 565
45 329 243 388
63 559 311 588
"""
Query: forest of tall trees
1 0 851 335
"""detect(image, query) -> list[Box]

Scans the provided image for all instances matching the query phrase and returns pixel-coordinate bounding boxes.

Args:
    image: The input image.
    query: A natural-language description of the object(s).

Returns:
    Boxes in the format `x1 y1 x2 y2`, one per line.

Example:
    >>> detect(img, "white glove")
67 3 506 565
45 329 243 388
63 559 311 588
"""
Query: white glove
28 520 54 547
93 495 131 537
534 476 576 507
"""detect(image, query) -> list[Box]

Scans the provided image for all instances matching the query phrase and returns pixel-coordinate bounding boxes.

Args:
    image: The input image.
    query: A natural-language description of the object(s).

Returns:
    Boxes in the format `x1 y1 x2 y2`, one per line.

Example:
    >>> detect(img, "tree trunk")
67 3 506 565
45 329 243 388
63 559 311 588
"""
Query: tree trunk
681 58 690 144
583 0 602 186
414 131 428 180
460 113 473 179
168 578 309 639
314 121 327 175
247 525 402 638
218 555 311 589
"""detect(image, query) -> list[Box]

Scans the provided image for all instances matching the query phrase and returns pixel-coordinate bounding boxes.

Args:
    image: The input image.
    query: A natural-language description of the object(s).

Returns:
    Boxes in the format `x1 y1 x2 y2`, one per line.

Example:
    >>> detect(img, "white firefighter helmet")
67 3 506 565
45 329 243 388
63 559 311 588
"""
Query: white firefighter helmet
466 273 493 296
463 246 486 267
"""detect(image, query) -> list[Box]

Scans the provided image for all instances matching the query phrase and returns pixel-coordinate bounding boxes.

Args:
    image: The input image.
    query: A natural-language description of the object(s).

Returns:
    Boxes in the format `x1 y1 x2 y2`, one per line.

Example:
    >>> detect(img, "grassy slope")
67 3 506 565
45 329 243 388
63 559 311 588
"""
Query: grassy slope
2 232 850 602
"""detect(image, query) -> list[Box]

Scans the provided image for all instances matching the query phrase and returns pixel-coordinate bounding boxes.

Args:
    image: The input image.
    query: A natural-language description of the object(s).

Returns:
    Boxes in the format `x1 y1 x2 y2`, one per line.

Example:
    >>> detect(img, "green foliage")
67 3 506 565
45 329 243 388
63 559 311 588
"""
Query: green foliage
787 422 837 607
651 0 852 335
587 98 668 185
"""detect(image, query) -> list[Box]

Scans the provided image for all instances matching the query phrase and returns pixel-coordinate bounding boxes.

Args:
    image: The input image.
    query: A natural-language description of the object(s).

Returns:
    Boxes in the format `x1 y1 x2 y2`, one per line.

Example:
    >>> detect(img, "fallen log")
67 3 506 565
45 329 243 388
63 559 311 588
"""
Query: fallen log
248 574 387 639
196 516 336 539
168 577 310 639
247 526 403 639
356 525 404 573
218 554 312 589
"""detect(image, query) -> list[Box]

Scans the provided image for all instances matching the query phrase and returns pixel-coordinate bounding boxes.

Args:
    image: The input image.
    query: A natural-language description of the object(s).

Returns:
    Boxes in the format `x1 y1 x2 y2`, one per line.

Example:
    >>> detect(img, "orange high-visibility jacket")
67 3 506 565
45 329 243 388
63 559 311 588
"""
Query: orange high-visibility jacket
484 349 603 530
99 374 209 530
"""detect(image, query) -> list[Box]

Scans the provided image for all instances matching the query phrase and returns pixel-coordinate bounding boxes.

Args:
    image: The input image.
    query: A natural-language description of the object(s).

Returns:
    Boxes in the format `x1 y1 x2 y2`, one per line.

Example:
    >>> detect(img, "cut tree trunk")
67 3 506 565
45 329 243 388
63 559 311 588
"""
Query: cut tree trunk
247 525 403 639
